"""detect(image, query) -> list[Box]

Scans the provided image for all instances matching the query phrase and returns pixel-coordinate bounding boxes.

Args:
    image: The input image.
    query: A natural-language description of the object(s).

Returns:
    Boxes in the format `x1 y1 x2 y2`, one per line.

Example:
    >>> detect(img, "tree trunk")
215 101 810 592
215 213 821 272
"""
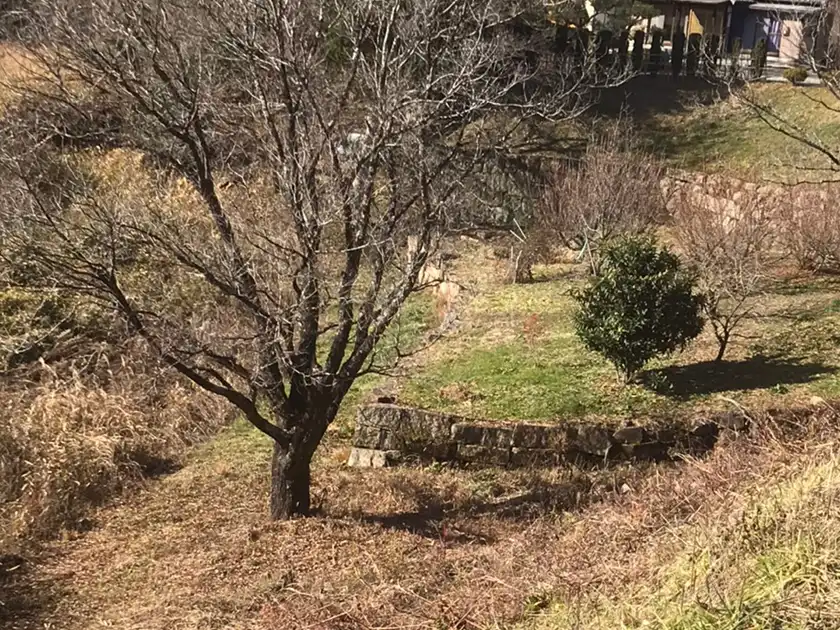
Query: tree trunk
714 329 730 362
269 441 312 520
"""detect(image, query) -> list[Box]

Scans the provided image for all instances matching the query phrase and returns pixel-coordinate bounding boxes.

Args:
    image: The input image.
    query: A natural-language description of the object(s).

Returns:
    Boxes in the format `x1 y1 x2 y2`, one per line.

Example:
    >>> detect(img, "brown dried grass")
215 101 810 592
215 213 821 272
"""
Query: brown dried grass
524 402 840 628
0 361 231 547
11 403 840 630
16 435 649 630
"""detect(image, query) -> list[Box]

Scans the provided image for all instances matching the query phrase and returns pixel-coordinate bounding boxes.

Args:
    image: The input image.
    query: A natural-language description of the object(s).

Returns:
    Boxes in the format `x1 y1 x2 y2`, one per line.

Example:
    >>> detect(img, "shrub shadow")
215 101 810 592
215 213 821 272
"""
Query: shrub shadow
594 75 730 121
642 355 836 398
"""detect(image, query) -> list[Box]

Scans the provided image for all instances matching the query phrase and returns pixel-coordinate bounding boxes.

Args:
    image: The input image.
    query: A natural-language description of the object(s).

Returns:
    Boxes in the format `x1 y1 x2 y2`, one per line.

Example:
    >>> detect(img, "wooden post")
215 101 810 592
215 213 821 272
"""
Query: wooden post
722 2 733 56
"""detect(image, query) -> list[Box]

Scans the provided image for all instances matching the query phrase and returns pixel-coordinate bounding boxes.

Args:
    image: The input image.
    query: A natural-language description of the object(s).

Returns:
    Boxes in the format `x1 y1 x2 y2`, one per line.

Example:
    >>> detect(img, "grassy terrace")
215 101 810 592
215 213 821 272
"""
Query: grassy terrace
342 81 840 428
360 252 840 429
596 79 840 177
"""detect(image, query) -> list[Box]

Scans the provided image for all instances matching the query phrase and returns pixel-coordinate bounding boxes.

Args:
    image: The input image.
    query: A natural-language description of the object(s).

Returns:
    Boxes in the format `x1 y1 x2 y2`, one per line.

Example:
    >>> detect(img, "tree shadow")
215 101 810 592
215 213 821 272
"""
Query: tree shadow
641 355 836 398
593 75 731 122
132 453 183 478
0 554 64 629
767 275 840 297
360 465 650 544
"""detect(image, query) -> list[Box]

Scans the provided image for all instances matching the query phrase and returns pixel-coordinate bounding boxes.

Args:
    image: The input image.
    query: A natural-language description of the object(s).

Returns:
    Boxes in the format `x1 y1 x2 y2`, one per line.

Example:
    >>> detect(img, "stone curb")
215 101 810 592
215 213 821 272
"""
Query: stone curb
347 403 750 468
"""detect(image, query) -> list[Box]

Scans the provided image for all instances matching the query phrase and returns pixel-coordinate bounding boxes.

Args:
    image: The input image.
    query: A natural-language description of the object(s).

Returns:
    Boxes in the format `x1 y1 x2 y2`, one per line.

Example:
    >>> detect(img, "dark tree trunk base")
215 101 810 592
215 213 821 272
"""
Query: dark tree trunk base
269 441 312 520
714 332 730 363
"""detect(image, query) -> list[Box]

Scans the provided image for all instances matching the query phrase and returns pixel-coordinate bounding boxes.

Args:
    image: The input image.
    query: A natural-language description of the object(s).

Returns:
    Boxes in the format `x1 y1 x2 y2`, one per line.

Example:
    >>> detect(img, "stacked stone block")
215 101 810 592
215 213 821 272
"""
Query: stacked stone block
347 404 749 468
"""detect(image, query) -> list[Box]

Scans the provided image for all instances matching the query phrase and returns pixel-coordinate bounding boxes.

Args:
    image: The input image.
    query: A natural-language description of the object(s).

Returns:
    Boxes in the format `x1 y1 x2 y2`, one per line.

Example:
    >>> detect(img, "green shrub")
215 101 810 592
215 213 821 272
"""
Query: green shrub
573 237 704 383
596 29 612 63
686 34 701 76
671 32 686 77
783 67 808 84
649 29 663 75
729 37 743 78
618 30 629 68
554 24 569 54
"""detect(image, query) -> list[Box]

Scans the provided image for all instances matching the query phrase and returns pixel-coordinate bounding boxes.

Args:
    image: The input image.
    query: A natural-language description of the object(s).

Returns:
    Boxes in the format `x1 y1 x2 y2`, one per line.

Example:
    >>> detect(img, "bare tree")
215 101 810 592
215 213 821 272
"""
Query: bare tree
718 4 840 177
534 122 665 275
0 0 624 519
671 174 776 362
778 182 840 272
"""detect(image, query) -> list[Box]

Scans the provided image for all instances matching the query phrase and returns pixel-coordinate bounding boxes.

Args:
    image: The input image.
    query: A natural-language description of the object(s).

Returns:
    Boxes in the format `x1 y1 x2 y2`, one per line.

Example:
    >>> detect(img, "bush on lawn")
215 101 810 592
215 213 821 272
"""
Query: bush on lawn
783 67 808 84
573 237 704 383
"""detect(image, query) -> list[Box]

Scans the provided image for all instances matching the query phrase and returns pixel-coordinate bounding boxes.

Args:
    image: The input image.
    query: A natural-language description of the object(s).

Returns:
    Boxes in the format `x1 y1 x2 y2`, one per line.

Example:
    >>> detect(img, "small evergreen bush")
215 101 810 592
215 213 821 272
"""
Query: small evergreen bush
618 30 629 69
649 29 663 75
671 32 686 78
632 30 645 72
783 67 808 84
729 37 743 78
686 34 701 76
573 237 704 383
596 29 612 63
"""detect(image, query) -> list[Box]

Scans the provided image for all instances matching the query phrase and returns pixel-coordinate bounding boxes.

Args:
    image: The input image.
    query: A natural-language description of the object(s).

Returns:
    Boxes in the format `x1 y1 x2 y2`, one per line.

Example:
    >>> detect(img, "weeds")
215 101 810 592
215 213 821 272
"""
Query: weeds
0 362 229 545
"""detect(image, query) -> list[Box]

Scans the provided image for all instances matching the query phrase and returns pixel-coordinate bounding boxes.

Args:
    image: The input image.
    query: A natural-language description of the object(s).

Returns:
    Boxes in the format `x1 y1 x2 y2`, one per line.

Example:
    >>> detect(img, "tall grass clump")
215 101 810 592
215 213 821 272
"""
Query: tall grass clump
0 363 230 545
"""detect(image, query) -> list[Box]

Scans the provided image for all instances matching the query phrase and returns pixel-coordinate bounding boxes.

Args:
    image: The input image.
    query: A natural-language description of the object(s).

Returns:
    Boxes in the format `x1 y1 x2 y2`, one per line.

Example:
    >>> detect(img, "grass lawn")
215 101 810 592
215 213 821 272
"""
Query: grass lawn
636 82 840 177
388 250 840 428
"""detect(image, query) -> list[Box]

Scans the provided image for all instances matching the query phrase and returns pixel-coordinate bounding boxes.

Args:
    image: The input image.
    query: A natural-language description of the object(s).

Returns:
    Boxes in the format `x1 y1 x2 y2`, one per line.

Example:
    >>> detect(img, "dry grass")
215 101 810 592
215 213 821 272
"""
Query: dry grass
7 404 840 630
0 353 231 549
525 402 840 629
0 44 42 112
0 144 235 545
4 419 656 630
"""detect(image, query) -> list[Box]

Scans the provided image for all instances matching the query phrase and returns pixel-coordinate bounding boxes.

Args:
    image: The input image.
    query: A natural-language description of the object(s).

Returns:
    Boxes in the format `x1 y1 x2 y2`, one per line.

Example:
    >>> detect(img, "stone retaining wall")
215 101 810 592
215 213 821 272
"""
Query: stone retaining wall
347 403 750 468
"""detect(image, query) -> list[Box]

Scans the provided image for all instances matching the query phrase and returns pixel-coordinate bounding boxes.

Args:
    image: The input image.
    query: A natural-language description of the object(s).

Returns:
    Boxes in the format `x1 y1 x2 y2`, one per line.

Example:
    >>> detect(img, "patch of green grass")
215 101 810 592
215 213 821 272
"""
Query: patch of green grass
750 312 840 358
401 279 686 422
809 371 840 399
403 336 613 419
397 266 840 424
402 278 604 419
645 84 840 176
469 274 578 319
189 417 271 467
332 293 438 432
193 294 436 448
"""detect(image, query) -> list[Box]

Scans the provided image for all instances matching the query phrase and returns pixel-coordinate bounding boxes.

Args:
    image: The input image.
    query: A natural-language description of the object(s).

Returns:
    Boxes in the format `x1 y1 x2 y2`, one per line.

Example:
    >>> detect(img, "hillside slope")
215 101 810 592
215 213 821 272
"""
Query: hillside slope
5 404 840 630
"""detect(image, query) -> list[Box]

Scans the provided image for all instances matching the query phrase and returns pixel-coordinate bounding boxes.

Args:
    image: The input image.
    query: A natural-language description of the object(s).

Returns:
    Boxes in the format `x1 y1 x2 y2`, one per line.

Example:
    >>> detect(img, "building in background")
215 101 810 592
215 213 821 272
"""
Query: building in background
547 0 827 72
